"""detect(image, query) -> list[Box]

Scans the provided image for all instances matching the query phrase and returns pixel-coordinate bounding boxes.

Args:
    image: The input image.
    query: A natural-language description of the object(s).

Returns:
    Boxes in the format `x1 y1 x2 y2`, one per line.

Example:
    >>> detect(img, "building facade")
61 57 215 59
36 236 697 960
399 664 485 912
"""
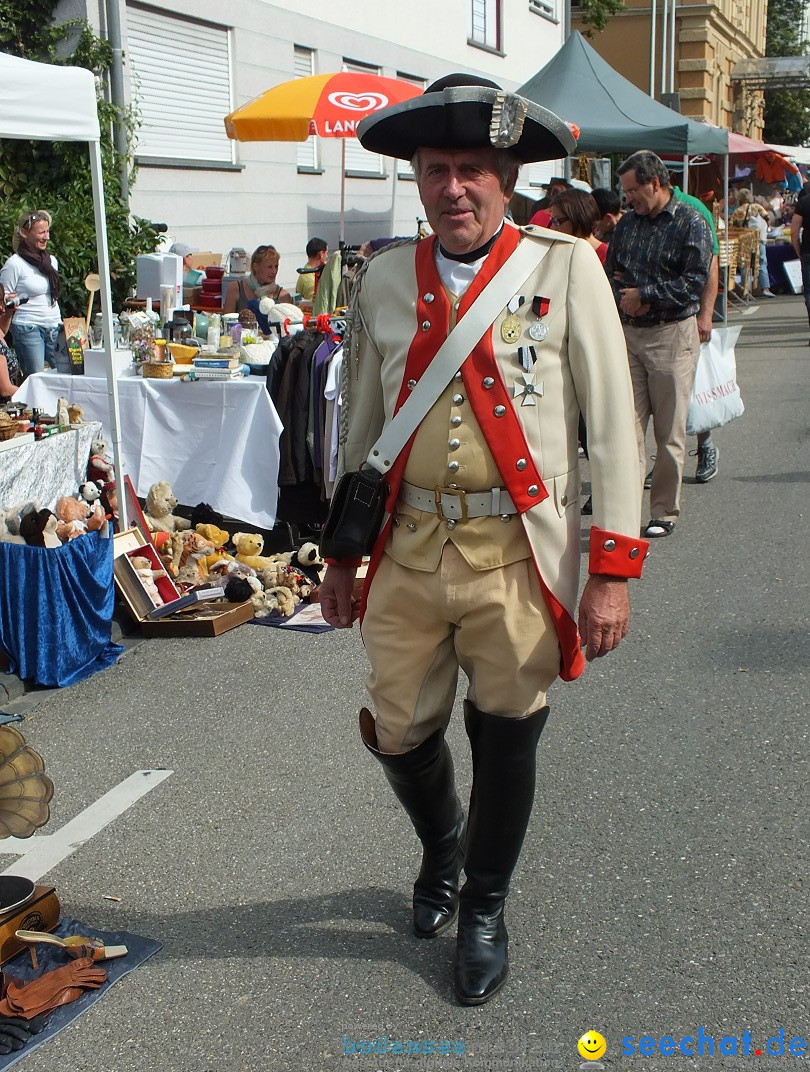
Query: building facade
57 0 567 287
572 0 767 136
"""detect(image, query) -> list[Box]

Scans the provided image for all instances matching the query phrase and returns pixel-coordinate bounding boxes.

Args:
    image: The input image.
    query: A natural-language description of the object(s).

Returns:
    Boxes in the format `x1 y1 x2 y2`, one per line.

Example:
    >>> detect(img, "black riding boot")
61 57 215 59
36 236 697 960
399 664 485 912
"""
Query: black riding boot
454 701 550 1005
360 708 465 938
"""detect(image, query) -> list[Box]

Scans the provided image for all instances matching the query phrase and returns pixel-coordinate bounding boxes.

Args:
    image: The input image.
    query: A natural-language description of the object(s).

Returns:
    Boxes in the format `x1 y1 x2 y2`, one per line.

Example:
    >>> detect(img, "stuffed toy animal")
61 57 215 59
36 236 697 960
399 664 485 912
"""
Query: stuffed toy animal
100 482 119 527
78 481 102 508
0 503 28 545
129 555 167 607
87 437 115 488
169 529 216 585
263 585 298 617
143 481 191 534
67 403 84 426
19 509 61 548
190 501 225 529
54 496 90 543
232 532 279 572
224 573 262 606
195 523 234 570
277 541 324 587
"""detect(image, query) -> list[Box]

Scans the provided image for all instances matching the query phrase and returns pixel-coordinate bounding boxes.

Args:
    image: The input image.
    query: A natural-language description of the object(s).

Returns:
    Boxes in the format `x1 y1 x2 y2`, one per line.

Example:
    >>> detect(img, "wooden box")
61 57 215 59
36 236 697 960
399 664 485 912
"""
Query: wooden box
113 529 253 637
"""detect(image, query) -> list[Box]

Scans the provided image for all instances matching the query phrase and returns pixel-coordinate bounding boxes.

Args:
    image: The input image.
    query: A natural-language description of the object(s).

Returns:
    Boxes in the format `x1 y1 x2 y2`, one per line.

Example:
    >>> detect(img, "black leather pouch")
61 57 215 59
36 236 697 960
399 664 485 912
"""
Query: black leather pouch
319 468 387 560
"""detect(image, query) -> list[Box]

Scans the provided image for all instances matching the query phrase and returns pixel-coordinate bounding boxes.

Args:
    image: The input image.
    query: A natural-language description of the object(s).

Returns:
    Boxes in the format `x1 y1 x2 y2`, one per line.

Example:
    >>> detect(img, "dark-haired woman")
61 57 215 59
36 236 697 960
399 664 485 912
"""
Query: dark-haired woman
548 188 608 264
0 209 62 376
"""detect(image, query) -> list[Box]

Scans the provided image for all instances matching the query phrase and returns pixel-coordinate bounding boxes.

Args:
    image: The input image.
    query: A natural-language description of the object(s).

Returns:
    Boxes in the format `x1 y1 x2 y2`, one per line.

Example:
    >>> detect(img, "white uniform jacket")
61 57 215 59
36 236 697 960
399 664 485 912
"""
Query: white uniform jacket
339 222 647 680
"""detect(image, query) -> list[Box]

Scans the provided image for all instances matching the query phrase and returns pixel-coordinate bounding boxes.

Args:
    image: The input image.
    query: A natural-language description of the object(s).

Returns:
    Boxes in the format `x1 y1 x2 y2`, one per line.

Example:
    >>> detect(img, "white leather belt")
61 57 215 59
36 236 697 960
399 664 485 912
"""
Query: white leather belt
399 480 517 521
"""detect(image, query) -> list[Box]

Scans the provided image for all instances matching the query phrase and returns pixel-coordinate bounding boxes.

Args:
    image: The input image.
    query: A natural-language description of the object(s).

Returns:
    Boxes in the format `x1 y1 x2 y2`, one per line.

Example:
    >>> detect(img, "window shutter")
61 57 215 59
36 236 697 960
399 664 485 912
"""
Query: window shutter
127 5 233 164
342 60 384 175
294 46 318 170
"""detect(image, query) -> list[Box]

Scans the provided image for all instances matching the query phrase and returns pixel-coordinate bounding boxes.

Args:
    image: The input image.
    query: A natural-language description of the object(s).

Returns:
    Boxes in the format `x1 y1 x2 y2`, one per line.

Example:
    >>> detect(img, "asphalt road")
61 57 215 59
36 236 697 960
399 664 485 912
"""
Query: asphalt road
2 294 807 1072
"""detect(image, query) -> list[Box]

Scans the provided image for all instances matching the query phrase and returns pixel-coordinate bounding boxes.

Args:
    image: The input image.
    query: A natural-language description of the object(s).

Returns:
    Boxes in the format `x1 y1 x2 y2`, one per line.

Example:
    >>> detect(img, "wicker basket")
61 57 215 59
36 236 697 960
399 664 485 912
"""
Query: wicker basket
0 414 18 441
141 361 174 379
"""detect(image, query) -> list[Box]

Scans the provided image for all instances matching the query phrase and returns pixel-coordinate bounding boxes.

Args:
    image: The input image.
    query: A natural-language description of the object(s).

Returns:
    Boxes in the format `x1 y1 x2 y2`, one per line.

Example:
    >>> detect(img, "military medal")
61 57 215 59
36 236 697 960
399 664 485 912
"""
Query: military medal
501 313 522 344
500 295 525 344
529 295 550 341
513 370 544 406
517 345 538 372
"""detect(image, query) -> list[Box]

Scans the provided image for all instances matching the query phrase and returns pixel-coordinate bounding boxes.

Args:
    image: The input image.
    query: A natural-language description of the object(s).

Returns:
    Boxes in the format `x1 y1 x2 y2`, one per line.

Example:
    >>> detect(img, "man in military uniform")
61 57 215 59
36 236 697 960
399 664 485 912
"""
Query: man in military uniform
320 75 648 1006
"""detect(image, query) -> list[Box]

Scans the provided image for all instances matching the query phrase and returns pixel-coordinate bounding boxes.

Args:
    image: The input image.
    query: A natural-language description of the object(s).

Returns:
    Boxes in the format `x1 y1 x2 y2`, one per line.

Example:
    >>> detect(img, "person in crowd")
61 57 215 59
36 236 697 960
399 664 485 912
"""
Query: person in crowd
0 282 20 397
548 188 608 263
605 150 713 539
168 242 200 286
790 183 810 343
320 74 647 1007
529 176 572 227
668 181 721 483
732 189 775 298
223 244 291 313
0 209 61 377
591 187 622 243
295 237 328 302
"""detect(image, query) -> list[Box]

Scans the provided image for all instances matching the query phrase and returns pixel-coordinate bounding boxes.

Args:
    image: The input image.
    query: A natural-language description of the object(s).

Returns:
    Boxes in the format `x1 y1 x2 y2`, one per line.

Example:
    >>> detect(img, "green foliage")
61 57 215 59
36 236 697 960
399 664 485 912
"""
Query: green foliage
0 0 161 315
762 0 810 145
578 0 626 37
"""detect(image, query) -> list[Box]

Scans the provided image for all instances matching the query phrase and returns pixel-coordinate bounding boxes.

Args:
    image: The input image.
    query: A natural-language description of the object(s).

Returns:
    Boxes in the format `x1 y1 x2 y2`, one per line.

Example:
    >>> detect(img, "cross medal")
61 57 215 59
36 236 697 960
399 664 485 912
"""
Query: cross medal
513 370 543 406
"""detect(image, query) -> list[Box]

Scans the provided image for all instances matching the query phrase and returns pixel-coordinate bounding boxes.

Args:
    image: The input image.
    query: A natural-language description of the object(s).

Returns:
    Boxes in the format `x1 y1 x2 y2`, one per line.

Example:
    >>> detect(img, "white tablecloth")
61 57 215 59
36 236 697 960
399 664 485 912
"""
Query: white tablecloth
0 422 102 514
13 371 282 529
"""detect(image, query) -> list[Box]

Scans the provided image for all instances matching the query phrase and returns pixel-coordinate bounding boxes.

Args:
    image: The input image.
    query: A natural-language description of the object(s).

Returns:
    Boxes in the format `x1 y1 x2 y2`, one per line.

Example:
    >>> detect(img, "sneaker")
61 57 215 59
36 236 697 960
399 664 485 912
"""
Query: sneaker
695 442 719 483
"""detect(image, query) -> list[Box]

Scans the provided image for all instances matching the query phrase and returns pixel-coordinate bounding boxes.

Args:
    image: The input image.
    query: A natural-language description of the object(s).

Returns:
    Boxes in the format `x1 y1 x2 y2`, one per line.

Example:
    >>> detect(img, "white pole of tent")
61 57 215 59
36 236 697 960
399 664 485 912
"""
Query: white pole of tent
683 154 689 192
649 0 657 97
660 0 668 98
339 139 346 243
723 151 729 325
88 141 128 529
669 0 677 94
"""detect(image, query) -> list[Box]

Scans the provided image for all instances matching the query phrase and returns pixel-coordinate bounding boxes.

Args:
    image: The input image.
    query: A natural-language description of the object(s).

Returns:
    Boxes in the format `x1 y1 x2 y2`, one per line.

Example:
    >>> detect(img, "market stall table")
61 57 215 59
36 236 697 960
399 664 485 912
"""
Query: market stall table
766 241 799 292
13 371 282 529
0 422 102 513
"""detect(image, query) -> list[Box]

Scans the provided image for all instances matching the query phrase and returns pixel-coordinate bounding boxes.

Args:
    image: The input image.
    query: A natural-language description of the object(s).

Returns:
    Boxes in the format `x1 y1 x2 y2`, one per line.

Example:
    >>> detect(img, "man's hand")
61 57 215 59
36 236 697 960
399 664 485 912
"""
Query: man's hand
619 288 651 318
697 312 713 343
577 575 630 661
320 564 360 628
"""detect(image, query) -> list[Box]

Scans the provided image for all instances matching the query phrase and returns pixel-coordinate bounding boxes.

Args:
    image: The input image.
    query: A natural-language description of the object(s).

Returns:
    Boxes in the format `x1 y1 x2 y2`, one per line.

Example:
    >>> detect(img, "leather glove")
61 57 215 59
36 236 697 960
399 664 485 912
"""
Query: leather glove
0 1012 49 1054
0 958 106 1020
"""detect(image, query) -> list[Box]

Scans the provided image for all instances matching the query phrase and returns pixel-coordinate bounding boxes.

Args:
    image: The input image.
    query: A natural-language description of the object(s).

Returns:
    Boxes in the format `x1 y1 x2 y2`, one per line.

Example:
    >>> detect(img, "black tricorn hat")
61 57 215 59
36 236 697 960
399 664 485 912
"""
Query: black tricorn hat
357 73 577 164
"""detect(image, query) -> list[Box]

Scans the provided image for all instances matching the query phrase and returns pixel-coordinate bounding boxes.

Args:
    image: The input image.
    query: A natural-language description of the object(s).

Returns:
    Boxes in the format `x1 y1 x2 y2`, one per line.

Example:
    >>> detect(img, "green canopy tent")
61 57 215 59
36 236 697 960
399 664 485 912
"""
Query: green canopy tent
518 32 728 157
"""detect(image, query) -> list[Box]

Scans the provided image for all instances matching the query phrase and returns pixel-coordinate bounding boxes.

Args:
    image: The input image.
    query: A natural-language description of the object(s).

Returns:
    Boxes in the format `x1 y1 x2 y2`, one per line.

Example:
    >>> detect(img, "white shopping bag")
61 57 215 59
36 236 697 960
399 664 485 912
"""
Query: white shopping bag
686 324 744 435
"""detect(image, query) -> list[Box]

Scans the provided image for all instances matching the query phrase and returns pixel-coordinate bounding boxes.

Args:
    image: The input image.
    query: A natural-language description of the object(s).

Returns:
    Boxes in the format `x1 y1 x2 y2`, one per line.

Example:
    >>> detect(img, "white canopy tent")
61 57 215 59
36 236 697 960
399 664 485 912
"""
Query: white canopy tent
0 50 127 525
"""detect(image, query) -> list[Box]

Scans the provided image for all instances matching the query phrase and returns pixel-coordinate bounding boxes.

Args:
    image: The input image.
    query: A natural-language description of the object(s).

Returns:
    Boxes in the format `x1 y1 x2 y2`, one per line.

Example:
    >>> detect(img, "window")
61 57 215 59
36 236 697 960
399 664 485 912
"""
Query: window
529 0 558 22
342 60 385 176
295 45 320 171
469 0 501 51
127 5 234 165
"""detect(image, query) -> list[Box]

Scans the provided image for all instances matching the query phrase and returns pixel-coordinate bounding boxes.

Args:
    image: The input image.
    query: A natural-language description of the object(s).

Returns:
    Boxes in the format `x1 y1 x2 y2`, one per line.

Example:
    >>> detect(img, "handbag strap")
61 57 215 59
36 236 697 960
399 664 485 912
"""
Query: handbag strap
366 235 551 474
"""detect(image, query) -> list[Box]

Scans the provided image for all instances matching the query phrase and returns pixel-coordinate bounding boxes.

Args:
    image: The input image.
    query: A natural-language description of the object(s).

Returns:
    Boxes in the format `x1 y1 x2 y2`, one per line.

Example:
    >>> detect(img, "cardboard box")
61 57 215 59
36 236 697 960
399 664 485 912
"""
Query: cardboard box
83 347 135 378
113 529 254 637
188 252 222 269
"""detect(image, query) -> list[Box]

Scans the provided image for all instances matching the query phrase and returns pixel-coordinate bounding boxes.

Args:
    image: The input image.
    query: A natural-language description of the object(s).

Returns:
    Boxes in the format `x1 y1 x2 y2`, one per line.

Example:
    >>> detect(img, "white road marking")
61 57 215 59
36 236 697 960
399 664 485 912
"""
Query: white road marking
1 769 173 882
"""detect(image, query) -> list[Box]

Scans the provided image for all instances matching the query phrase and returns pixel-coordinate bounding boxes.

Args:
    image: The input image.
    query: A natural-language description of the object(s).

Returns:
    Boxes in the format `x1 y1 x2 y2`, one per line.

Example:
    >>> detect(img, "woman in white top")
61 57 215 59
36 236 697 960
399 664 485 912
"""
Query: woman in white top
0 209 62 375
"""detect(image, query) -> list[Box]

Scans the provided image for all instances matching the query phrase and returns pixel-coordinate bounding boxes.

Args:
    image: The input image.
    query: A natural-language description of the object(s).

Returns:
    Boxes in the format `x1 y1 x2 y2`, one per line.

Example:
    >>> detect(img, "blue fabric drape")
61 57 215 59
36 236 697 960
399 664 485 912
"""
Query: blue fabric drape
0 531 123 687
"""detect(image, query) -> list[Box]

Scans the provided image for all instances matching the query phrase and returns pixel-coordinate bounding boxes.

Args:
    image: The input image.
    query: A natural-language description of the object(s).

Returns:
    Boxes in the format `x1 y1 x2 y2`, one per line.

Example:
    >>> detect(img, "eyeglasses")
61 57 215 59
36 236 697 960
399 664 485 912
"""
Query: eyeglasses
22 212 47 230
549 214 570 228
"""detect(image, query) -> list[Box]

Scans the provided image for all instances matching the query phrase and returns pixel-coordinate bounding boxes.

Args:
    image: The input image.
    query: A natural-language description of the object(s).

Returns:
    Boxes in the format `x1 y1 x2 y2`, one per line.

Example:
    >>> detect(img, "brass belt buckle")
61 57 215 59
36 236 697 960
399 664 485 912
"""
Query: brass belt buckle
433 486 468 521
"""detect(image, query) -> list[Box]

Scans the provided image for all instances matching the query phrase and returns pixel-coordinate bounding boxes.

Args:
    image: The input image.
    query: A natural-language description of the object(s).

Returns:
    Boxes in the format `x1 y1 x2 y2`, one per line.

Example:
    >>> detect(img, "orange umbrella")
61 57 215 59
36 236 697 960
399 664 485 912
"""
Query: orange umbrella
224 73 422 238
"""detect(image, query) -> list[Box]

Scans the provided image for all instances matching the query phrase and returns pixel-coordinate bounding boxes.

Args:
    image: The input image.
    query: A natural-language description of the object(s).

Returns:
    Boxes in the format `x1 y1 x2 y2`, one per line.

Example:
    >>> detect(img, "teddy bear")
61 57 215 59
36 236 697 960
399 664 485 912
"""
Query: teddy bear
19 509 61 548
54 495 90 542
195 523 234 571
0 502 29 545
67 403 84 427
129 554 168 607
276 542 324 586
232 532 280 572
78 481 102 509
143 481 191 534
87 437 115 488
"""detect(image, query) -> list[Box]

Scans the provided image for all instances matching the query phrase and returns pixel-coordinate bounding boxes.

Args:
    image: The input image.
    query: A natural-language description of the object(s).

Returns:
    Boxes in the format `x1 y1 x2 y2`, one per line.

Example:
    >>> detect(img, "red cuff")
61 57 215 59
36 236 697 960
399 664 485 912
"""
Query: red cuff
324 557 363 569
588 527 649 579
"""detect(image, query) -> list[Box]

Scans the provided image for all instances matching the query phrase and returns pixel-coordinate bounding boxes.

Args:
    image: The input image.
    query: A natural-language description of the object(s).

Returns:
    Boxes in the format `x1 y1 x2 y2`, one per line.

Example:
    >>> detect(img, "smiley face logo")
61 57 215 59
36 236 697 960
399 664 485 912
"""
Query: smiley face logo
578 1031 607 1061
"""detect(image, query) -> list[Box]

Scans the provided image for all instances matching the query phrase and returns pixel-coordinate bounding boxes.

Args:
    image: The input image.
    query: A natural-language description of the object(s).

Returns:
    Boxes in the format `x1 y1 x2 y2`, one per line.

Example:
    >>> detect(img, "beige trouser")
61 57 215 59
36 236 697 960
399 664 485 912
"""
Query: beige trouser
624 317 700 523
361 544 561 754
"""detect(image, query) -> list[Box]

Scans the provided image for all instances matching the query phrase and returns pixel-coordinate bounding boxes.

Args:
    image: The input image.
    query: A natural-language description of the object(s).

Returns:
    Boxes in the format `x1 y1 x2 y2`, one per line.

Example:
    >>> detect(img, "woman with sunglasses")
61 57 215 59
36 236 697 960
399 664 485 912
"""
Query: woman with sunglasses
548 189 608 265
0 210 61 376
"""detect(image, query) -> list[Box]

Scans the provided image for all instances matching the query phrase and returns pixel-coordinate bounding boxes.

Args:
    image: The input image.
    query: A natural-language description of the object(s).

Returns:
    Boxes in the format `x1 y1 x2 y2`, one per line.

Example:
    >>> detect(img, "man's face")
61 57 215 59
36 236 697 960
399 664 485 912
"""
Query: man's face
598 211 621 234
416 147 513 254
620 169 663 217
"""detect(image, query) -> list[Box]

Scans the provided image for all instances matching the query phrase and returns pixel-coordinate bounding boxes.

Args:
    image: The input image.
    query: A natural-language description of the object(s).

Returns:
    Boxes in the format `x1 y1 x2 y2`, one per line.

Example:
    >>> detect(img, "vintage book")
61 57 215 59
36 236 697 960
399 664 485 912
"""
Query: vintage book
145 586 226 620
190 368 244 380
192 356 240 369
